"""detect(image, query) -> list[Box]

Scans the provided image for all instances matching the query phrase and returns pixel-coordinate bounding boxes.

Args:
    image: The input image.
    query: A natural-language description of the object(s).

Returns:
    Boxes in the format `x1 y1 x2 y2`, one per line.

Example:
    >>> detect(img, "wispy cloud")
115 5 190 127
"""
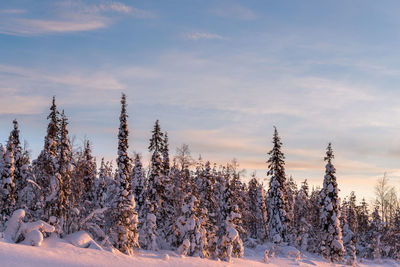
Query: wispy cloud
130 7 157 19
0 1 155 36
0 88 48 115
60 1 156 18
0 18 108 35
0 64 124 90
210 3 257 20
184 32 225 40
0 9 26 14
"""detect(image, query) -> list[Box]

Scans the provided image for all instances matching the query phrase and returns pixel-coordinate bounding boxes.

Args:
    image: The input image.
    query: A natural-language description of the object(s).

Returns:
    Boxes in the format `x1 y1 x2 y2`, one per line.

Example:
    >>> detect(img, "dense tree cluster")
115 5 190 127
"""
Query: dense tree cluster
0 95 399 264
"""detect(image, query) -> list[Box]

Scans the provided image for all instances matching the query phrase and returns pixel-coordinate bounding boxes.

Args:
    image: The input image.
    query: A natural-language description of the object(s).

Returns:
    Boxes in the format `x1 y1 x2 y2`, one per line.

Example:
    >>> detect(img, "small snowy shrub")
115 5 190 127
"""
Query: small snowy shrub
4 209 55 246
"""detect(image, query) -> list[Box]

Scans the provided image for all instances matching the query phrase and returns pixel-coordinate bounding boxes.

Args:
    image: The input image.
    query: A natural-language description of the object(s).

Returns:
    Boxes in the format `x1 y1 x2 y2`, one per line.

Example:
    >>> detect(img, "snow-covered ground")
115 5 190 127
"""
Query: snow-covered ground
0 235 398 267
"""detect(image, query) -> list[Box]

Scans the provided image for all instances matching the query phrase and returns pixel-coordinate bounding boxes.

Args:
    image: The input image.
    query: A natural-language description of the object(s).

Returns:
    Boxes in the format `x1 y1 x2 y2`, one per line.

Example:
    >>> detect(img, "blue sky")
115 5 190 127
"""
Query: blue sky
1 0 400 201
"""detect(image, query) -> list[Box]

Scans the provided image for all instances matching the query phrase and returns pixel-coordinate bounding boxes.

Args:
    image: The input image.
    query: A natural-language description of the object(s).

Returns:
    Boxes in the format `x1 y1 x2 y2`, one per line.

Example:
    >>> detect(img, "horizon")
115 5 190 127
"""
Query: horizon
1 0 400 202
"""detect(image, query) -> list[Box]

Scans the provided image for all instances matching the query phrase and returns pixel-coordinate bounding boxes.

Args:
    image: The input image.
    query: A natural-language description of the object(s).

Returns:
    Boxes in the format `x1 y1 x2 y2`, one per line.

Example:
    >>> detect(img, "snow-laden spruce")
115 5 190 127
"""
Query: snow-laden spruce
139 199 158 251
293 179 312 251
319 143 344 262
109 94 139 255
196 161 219 257
33 97 60 229
0 135 16 228
174 192 208 257
266 127 292 244
247 175 268 243
131 154 147 233
217 205 244 262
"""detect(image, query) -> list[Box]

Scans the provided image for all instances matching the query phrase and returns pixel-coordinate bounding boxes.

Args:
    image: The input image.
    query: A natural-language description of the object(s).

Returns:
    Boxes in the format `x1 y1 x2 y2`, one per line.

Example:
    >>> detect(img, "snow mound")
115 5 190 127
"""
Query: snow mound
4 209 55 246
64 231 103 250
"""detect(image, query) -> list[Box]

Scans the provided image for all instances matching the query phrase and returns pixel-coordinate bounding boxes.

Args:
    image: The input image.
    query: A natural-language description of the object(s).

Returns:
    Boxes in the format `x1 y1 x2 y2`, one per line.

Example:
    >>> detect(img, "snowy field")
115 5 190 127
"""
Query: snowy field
0 235 397 267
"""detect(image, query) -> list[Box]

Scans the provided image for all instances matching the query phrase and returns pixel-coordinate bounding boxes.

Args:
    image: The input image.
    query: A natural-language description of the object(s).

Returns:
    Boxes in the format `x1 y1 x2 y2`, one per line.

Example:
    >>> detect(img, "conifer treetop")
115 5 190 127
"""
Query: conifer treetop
148 120 163 153
116 93 131 187
267 126 286 180
44 96 59 153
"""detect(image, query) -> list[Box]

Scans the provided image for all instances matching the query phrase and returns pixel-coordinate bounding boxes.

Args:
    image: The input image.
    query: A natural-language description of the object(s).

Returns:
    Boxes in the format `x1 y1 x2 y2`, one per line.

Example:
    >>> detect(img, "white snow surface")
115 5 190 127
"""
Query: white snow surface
0 237 398 267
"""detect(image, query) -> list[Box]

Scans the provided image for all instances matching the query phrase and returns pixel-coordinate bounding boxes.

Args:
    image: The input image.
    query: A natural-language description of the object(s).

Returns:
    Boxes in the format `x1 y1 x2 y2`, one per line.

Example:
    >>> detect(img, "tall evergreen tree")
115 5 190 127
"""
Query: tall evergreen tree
10 119 30 208
109 94 139 255
319 143 344 262
33 96 60 226
294 179 312 251
131 154 147 231
197 161 219 256
162 132 170 176
58 111 73 235
81 140 97 207
247 176 268 242
0 135 16 228
147 120 171 247
266 127 291 244
308 186 322 253
356 198 370 257
95 158 108 209
342 192 358 266
78 140 102 239
149 120 163 154
366 207 383 260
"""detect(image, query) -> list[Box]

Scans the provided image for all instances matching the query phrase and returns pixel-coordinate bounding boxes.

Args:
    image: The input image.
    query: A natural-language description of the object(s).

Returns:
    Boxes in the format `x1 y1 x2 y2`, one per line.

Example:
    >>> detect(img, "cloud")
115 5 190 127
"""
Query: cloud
62 1 156 18
0 9 26 14
0 64 124 90
0 88 48 115
183 32 225 41
130 7 157 19
0 18 108 35
0 1 155 36
210 4 257 20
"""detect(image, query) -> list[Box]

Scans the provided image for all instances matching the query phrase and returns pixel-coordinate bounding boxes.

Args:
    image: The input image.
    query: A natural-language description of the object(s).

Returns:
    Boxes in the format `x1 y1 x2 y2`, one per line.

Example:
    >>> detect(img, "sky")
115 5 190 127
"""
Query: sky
1 0 400 201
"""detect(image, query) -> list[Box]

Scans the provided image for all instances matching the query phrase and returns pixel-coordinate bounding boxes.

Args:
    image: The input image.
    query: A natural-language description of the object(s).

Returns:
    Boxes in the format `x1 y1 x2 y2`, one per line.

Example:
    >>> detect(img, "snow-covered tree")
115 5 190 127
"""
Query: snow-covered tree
149 120 163 154
0 135 16 228
33 97 60 226
131 154 146 228
58 111 73 235
246 175 268 242
109 94 139 255
294 179 312 251
226 160 247 239
319 143 344 262
174 193 208 257
19 171 43 222
385 210 400 259
342 193 358 266
266 127 291 244
217 205 244 262
10 120 31 209
139 199 158 251
81 141 96 206
197 161 219 255
162 132 170 176
366 207 383 260
308 186 322 253
214 165 229 237
286 175 296 242
342 221 357 265
356 198 370 258
77 140 105 240
147 120 172 247
95 158 108 209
